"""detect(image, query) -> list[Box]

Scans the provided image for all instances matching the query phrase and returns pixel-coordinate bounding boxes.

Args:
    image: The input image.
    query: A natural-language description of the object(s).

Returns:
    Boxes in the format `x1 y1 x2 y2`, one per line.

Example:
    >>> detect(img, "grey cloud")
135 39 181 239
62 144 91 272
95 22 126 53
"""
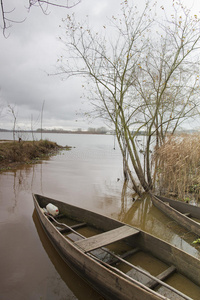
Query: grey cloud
0 0 123 130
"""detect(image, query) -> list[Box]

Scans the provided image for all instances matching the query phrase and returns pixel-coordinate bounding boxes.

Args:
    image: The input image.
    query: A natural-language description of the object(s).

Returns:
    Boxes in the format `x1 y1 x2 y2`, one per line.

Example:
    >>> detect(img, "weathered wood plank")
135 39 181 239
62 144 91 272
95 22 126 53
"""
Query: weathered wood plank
58 222 87 233
109 247 140 266
146 265 176 289
75 225 139 252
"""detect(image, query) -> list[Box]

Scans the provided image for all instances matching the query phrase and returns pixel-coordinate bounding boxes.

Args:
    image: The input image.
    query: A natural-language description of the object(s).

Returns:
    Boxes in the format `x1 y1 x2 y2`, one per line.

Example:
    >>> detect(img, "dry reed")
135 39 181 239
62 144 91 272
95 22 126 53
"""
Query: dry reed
154 134 200 200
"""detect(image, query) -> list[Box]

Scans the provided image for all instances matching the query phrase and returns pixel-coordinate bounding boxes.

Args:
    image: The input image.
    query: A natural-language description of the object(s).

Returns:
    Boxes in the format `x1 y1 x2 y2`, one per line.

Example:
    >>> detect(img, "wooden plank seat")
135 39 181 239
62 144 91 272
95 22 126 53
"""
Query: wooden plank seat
75 225 139 253
146 265 176 289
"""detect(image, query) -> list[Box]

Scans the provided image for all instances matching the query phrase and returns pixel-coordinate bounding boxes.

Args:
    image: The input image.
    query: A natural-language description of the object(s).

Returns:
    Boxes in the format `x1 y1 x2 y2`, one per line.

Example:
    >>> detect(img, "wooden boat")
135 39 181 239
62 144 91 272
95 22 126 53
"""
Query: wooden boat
151 194 200 236
33 194 200 300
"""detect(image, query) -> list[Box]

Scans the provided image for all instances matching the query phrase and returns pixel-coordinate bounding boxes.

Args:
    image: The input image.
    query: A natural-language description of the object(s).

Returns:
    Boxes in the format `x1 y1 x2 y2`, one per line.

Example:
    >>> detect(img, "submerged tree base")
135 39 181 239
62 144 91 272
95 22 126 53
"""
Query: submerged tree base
0 139 70 171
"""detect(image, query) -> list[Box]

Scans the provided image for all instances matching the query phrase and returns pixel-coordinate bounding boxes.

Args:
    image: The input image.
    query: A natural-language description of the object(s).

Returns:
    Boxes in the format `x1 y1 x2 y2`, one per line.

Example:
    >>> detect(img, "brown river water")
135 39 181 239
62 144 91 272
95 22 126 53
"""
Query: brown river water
0 132 200 300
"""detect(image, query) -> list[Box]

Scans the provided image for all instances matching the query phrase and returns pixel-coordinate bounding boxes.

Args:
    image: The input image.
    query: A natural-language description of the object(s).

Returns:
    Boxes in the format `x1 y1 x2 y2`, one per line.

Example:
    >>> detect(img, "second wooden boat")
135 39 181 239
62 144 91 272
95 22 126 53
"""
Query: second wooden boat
151 194 200 236
33 194 200 300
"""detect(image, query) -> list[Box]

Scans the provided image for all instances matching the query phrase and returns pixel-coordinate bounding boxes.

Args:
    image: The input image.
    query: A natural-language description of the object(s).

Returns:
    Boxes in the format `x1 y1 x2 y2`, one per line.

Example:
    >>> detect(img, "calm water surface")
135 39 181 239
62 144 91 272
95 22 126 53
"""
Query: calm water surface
0 132 200 300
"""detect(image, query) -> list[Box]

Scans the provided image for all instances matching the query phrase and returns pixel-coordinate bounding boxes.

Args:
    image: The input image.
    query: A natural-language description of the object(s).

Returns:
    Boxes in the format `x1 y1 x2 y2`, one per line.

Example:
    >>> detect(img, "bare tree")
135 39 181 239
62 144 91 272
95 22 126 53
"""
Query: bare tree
0 0 80 37
40 100 45 140
135 3 200 188
58 0 200 195
7 104 17 141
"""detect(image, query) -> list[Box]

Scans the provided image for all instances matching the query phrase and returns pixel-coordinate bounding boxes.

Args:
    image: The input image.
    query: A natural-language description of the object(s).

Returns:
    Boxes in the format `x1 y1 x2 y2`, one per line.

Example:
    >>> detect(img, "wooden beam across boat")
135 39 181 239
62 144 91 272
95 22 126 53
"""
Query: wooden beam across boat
109 248 140 266
58 222 86 233
146 265 176 289
75 225 139 252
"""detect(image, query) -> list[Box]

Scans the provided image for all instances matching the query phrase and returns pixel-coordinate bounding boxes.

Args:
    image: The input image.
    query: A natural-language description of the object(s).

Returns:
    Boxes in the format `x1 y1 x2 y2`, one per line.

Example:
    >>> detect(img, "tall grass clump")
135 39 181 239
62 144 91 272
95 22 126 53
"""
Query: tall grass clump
154 134 200 200
0 140 67 171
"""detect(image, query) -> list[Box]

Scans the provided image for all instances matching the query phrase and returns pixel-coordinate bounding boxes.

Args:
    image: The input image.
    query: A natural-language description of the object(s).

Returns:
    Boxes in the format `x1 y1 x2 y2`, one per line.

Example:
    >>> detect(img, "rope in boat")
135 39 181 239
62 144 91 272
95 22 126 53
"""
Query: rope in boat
47 214 85 238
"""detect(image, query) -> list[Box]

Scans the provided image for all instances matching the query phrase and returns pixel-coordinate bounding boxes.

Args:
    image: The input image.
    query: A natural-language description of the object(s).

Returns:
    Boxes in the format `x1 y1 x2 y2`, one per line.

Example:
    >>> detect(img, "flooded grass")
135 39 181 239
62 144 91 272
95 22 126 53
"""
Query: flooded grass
0 139 70 171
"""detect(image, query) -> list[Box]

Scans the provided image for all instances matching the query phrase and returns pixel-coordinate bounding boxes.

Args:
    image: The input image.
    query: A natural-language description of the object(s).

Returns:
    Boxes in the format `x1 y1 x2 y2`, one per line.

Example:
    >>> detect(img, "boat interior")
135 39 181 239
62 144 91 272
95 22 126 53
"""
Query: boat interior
42 207 200 300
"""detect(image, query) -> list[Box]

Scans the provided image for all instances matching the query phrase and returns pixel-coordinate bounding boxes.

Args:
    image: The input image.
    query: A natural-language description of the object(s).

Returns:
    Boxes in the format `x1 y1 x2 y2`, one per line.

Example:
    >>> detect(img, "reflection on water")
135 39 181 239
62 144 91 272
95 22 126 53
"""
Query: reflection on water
0 133 200 300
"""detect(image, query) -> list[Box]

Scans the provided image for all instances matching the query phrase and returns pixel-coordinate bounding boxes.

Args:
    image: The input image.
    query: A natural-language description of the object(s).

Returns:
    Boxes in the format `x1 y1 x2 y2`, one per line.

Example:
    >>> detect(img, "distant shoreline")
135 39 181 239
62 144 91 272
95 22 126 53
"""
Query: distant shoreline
0 129 151 136
0 128 197 136
0 129 110 135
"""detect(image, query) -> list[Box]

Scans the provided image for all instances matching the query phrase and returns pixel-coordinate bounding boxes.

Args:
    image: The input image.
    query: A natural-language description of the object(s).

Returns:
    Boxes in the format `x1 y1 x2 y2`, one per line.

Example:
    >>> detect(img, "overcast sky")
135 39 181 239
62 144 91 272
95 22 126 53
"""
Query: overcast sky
0 0 200 131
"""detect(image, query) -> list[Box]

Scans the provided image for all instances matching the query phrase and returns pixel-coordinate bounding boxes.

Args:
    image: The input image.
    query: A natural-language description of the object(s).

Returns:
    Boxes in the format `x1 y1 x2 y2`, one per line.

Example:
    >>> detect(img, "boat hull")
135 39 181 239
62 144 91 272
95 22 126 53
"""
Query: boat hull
34 195 163 300
33 194 200 300
151 194 200 236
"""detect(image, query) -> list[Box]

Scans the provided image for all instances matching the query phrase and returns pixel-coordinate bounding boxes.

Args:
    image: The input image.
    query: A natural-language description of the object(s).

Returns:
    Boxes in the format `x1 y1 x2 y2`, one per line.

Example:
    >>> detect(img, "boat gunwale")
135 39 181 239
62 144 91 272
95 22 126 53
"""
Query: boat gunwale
155 195 200 217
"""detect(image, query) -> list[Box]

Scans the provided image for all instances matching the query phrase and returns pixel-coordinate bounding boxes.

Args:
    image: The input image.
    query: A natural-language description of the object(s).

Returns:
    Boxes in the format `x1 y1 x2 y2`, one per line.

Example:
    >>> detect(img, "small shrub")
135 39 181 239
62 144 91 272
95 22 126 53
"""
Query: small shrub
0 140 65 170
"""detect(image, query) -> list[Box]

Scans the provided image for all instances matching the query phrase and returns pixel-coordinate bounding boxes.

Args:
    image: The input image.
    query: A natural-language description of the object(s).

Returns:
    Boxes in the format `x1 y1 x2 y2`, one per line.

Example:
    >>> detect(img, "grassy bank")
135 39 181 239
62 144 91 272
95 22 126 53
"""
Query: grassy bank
0 139 70 171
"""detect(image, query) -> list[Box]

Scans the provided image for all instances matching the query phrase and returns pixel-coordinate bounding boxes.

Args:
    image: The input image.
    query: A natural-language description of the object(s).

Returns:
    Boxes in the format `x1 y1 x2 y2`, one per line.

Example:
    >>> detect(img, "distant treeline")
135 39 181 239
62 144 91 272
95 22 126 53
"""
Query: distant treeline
0 128 196 135
0 128 109 134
